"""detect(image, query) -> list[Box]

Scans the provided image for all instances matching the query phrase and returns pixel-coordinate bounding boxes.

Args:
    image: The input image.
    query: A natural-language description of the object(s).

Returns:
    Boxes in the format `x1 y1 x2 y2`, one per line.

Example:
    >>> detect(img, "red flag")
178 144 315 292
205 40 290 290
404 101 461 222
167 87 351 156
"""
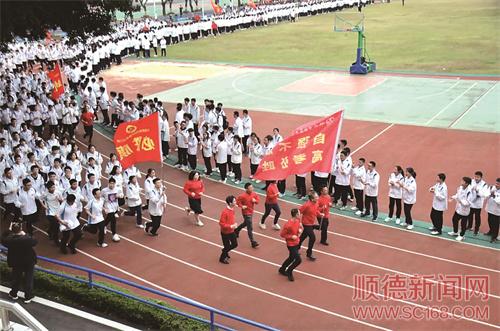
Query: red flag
113 113 162 169
254 110 344 181
210 0 223 15
248 0 257 9
47 64 65 100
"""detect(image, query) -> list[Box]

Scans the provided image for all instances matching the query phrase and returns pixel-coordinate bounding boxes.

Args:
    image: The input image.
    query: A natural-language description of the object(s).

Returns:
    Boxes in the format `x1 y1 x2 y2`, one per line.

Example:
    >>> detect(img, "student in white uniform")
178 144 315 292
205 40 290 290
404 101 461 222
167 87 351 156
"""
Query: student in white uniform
1 168 21 224
123 175 144 228
15 178 40 236
187 128 198 170
242 109 252 154
467 171 489 235
231 135 243 184
360 161 379 221
83 188 107 247
160 112 170 159
101 177 123 242
352 158 366 214
400 167 417 230
216 133 228 183
448 177 473 242
142 168 156 211
249 134 262 182
385 166 404 224
145 178 167 236
334 150 352 209
41 180 63 244
484 178 500 243
201 131 213 176
56 194 83 254
429 173 448 235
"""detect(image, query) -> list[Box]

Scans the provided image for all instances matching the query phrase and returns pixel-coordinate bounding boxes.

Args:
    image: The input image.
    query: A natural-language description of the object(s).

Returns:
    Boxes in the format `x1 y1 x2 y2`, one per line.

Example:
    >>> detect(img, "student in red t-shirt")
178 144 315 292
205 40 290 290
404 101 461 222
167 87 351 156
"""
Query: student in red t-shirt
259 180 282 230
183 171 205 227
235 183 260 248
318 186 333 245
219 195 238 264
279 208 303 281
81 106 94 143
298 192 324 261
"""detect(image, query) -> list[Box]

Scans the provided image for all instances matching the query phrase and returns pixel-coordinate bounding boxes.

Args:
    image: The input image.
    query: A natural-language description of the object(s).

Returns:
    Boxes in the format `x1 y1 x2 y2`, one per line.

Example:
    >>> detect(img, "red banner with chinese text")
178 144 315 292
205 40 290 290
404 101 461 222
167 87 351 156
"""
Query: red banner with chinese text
47 63 65 100
113 113 162 169
254 110 344 181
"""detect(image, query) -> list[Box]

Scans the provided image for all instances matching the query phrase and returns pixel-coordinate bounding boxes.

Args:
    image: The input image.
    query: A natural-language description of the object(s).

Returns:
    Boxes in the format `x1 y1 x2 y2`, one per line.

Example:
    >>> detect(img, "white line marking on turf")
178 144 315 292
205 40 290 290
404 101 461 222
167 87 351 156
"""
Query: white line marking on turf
0 286 140 331
351 123 395 156
449 82 498 128
416 79 461 100
425 82 478 125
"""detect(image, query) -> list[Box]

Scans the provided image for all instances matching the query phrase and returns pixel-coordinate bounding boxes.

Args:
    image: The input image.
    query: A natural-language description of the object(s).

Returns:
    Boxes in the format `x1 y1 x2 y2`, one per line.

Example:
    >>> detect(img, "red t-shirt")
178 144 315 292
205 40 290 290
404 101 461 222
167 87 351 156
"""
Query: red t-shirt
219 207 236 234
318 194 332 218
299 200 321 226
183 179 204 199
81 112 94 127
280 218 302 246
237 191 260 216
265 183 279 204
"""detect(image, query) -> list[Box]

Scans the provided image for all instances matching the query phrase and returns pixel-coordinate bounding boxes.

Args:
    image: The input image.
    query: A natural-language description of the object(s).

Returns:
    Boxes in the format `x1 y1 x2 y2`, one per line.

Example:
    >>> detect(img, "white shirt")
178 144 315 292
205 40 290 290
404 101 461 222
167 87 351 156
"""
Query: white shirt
42 191 62 216
242 115 252 136
0 177 18 203
231 141 242 164
486 186 500 216
187 135 198 155
58 202 80 231
351 166 366 190
126 182 142 207
86 197 105 224
101 186 122 213
334 158 352 186
388 173 403 199
233 117 243 137
452 185 472 216
364 170 380 197
401 176 417 205
431 182 448 211
16 187 38 215
148 187 167 216
249 143 262 165
216 140 228 164
470 179 489 209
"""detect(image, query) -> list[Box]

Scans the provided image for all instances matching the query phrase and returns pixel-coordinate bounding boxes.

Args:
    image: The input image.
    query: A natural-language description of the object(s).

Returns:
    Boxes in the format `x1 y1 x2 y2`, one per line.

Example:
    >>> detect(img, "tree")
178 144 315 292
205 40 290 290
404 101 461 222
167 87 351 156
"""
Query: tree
0 0 137 45
137 0 149 13
160 0 174 15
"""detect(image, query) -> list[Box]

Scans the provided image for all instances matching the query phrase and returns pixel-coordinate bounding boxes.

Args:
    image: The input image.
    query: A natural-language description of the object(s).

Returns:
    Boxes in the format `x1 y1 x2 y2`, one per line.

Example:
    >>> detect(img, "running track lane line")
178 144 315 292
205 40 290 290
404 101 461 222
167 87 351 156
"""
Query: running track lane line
448 82 498 128
85 164 499 299
425 83 478 126
78 134 500 268
28 225 388 331
350 123 395 156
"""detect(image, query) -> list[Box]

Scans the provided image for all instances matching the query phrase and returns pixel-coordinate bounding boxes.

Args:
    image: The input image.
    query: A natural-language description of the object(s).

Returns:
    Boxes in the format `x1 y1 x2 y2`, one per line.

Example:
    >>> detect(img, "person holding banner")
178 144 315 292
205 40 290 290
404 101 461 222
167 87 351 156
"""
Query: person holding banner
298 192 323 261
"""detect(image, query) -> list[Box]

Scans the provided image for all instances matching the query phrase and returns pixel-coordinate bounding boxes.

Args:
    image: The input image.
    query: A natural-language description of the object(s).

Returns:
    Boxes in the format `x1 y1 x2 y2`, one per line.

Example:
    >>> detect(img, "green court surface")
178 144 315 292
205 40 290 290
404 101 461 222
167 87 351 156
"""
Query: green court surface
147 65 499 133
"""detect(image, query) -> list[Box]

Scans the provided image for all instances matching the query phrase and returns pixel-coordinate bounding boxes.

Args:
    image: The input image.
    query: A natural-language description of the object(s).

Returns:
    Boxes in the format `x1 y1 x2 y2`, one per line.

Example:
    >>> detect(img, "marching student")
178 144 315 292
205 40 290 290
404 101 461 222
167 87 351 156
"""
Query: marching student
145 178 167 236
218 195 238 264
101 177 123 242
360 161 379 221
249 135 263 183
15 178 40 237
215 133 228 183
385 166 404 224
41 181 63 245
0 168 20 224
143 168 156 210
468 171 489 235
123 175 144 228
259 180 281 230
400 167 417 230
225 127 234 178
317 186 332 245
83 188 108 247
183 171 205 227
109 166 125 207
429 173 448 235
448 177 473 242
200 131 213 176
56 194 83 254
231 135 243 184
187 128 198 170
63 179 85 218
160 111 170 159
279 208 303 282
242 109 252 154
299 192 323 261
235 183 260 248
484 178 500 243
333 150 352 209
352 158 366 214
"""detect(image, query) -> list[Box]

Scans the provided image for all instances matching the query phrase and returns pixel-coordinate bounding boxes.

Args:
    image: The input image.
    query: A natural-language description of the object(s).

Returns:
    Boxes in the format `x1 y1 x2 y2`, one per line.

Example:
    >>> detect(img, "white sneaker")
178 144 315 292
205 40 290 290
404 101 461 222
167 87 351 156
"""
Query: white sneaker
395 218 401 225
279 193 285 198
259 223 266 230
136 224 145 229
384 217 392 223
456 235 464 242
249 175 253 179
112 234 120 242
196 220 204 227
234 180 241 184
97 243 108 248
431 231 440 235
448 231 458 236
273 223 281 230
355 210 362 216
214 168 220 173
406 225 414 230
428 226 435 230
114 213 119 218
228 172 235 177
400 222 408 227
351 206 358 211
255 180 261 183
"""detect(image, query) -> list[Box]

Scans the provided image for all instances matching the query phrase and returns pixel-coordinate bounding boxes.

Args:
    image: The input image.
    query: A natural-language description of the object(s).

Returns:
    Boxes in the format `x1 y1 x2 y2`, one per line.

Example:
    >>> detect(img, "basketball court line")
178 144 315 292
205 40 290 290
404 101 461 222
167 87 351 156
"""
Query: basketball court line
449 82 498 128
425 83 478 125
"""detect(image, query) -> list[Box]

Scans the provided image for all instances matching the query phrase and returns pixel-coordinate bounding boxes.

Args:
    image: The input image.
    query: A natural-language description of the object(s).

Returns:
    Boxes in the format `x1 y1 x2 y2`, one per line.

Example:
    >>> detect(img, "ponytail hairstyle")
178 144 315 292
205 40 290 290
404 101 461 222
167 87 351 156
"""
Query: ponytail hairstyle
396 165 404 177
406 167 416 178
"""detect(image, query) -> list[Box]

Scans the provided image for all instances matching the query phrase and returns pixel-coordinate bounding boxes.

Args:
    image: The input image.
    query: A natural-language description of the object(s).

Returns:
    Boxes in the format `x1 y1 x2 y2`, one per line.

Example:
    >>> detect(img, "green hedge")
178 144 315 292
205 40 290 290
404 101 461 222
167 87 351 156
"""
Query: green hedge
0 263 209 330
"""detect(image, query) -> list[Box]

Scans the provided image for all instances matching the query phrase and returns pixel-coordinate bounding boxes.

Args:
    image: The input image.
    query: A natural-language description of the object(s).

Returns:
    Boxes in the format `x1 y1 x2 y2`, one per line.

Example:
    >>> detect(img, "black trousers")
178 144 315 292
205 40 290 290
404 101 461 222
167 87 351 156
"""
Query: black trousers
218 162 227 180
250 164 258 176
46 215 60 243
388 197 402 218
364 196 378 220
161 48 166 56
403 203 414 225
104 212 117 235
243 135 250 154
188 154 197 170
487 213 499 240
22 213 38 236
430 208 444 233
60 225 82 249
299 225 316 257
227 155 232 173
354 189 364 210
162 141 170 157
84 221 105 244
179 148 188 166
295 176 306 197
203 156 212 175
232 163 242 181
317 217 329 243
83 125 93 141
260 203 281 225
452 212 469 236
329 175 336 196
10 265 35 299
280 245 302 275
3 202 21 223
277 180 286 194
337 184 349 206
467 207 481 233
313 176 328 195
149 215 162 234
220 232 238 261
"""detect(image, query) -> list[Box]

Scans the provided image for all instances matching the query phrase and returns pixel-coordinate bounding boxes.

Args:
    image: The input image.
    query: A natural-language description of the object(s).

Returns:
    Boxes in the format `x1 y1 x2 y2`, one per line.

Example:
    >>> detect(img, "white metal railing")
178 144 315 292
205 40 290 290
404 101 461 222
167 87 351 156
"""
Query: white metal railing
0 299 47 331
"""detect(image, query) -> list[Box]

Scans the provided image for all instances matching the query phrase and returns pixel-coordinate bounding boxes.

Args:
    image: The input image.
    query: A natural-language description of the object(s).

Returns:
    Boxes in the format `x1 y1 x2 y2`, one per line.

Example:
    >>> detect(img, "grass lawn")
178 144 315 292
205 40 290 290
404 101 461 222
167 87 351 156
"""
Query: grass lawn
162 0 499 74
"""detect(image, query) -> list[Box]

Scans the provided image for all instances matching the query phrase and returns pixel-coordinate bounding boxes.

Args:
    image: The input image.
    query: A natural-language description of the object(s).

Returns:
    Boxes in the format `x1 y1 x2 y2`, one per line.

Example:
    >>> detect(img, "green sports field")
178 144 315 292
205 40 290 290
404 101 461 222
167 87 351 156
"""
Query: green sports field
164 0 499 74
